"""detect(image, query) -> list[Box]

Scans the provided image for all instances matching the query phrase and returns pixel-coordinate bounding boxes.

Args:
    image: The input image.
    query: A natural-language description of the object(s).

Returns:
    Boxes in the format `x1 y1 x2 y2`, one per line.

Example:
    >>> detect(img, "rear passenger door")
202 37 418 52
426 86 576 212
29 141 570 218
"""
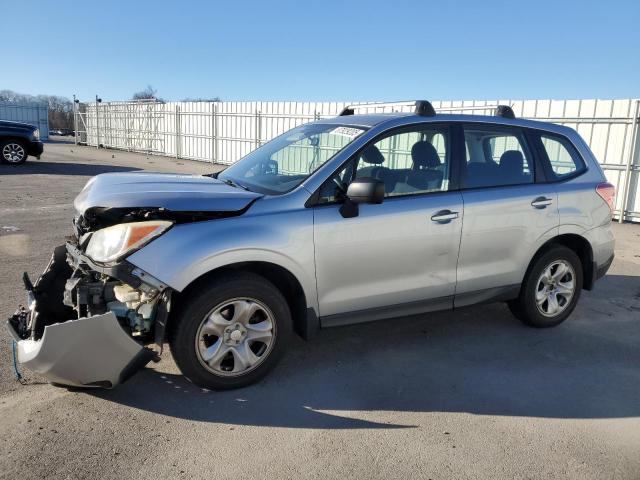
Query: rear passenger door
455 123 559 305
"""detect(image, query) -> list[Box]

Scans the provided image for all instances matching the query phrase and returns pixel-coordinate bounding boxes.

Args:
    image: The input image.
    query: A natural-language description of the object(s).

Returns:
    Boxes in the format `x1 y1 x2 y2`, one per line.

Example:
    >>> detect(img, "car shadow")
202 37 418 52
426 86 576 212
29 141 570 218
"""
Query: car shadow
91 274 640 429
0 161 141 176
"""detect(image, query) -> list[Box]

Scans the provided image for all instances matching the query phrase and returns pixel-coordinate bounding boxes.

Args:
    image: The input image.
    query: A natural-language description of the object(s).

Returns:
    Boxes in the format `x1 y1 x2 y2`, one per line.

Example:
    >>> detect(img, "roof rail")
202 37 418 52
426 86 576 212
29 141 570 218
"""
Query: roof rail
339 100 436 117
337 101 516 119
435 105 499 112
435 104 516 119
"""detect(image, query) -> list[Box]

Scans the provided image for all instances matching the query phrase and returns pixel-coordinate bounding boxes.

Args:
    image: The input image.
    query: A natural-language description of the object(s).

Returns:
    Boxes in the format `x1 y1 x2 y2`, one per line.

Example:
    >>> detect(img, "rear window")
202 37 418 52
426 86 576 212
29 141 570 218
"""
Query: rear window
540 134 585 179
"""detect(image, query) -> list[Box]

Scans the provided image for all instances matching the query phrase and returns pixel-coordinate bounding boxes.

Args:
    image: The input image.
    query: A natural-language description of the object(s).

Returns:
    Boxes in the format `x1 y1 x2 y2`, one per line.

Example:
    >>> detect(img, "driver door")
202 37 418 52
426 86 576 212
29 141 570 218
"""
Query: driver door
312 123 464 324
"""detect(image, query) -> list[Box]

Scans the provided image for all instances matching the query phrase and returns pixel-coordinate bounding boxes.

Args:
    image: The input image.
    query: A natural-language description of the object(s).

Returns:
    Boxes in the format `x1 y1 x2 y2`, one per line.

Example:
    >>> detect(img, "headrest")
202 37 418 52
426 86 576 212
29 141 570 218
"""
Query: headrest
499 150 524 174
411 141 441 169
361 145 385 165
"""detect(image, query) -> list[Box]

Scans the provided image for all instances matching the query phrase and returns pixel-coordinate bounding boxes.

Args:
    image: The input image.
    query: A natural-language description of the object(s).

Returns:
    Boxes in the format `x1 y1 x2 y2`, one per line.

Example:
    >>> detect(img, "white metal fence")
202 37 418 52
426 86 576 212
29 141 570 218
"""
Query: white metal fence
74 99 640 222
0 102 49 140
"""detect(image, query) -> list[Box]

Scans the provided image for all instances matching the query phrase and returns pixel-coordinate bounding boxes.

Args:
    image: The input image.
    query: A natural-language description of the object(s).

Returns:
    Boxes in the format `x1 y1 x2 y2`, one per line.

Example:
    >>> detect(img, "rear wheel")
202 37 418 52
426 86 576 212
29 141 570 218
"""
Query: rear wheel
169 272 292 390
509 245 583 328
1 140 28 164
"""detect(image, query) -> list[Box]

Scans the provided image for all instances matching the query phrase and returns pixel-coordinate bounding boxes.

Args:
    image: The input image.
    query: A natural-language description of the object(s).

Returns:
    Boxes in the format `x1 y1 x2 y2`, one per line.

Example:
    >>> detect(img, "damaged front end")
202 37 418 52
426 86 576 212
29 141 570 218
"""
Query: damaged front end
6 171 261 388
7 243 171 388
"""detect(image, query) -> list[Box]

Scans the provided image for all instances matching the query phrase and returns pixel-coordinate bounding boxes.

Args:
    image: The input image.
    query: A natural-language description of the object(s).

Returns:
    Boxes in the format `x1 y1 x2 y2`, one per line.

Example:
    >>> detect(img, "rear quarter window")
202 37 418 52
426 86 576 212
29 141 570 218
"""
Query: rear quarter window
540 134 586 180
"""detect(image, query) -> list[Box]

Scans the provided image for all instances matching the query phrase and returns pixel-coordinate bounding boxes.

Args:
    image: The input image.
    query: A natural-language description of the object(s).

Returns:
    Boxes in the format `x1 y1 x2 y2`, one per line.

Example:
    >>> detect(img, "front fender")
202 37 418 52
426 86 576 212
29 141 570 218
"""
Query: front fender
126 209 318 312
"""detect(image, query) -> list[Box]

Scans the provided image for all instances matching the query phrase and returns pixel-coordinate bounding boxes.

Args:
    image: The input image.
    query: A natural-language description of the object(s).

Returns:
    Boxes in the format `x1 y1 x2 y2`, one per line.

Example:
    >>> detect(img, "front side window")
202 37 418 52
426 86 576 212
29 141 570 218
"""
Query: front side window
318 125 451 203
540 134 584 179
218 123 366 194
463 125 534 188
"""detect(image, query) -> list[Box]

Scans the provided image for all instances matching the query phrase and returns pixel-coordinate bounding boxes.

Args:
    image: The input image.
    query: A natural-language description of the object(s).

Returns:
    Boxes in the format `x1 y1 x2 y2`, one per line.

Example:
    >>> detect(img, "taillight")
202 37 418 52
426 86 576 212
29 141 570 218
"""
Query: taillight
596 182 615 213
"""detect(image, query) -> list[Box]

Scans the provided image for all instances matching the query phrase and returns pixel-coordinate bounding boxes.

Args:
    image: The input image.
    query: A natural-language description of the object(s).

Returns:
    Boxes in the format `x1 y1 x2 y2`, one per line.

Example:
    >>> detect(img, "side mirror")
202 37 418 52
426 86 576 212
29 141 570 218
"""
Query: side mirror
346 177 385 204
339 177 384 218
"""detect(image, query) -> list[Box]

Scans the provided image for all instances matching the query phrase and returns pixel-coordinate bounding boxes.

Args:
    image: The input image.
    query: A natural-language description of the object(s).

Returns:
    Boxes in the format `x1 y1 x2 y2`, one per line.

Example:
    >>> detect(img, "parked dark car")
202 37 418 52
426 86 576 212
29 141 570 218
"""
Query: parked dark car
0 120 44 164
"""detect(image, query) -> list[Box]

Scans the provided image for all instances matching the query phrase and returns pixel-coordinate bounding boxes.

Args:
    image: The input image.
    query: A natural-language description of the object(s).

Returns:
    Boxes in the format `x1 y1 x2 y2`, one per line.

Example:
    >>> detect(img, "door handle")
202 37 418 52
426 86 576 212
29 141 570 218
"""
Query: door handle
531 196 553 209
431 209 459 223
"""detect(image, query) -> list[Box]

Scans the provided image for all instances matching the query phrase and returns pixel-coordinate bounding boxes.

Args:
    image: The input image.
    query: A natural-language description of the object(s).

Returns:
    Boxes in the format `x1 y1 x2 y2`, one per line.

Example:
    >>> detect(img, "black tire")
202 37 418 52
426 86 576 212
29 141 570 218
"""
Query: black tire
169 272 292 390
0 139 28 164
508 245 583 328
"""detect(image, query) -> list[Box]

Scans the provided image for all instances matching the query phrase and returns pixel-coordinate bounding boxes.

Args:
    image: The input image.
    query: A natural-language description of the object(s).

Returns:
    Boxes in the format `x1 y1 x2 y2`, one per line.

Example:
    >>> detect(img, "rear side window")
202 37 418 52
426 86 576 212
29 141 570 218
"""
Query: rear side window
463 125 534 188
540 134 585 179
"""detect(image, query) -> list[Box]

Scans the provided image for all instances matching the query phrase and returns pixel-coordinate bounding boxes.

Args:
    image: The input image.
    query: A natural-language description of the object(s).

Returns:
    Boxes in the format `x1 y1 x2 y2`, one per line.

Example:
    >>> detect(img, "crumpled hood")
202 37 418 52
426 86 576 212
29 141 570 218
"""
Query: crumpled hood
74 172 262 215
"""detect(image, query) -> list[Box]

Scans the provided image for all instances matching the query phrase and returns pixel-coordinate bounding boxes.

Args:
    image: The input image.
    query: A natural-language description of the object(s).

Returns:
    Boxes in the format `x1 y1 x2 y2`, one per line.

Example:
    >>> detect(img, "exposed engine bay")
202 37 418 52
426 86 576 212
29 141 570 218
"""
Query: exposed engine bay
67 236 169 336
10 241 170 345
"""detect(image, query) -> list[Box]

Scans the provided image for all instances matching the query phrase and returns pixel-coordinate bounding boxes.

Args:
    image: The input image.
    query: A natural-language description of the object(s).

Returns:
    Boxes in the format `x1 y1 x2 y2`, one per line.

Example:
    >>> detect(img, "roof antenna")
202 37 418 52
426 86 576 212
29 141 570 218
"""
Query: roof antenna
495 105 515 119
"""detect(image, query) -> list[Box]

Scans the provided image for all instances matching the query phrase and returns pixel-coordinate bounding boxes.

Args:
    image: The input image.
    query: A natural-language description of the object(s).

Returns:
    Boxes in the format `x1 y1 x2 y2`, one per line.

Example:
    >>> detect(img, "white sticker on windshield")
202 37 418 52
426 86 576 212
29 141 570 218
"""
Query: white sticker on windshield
330 126 364 139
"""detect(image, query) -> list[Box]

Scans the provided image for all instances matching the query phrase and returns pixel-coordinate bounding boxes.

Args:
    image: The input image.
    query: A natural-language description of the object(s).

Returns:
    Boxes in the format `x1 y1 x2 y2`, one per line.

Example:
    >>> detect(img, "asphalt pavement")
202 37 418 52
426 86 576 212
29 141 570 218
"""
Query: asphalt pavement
1 141 638 479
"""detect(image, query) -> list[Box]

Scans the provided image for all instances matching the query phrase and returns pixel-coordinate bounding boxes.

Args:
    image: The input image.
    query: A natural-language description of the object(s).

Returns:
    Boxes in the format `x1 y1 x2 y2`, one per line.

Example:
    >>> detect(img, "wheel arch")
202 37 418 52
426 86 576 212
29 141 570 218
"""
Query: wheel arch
0 136 29 156
167 261 318 342
0 136 29 146
524 233 595 291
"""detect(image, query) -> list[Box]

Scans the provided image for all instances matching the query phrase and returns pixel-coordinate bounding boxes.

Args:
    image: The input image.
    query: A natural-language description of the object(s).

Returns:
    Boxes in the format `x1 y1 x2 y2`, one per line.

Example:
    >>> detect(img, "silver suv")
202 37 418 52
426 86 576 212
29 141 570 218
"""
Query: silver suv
7 101 616 390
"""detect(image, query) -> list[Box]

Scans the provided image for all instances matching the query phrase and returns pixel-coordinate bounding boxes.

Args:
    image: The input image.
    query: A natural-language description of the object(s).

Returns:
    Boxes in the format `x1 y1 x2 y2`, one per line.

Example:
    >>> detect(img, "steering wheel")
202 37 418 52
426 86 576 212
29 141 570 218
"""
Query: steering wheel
332 176 347 193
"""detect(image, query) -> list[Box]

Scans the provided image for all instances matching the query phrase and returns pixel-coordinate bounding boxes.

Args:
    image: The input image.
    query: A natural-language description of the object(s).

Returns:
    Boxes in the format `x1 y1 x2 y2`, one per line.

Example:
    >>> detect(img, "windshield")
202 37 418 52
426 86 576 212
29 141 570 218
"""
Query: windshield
217 123 367 194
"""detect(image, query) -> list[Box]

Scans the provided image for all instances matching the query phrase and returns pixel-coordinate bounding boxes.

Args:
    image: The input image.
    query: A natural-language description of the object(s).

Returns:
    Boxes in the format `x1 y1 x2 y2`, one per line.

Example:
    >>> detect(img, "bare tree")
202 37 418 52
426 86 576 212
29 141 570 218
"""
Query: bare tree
132 85 158 101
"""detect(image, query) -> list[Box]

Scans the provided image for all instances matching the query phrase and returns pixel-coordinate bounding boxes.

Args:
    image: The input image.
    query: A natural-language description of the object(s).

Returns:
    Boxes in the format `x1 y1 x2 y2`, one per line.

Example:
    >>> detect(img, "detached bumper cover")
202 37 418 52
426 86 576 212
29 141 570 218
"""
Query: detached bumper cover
6 243 155 388
7 311 153 388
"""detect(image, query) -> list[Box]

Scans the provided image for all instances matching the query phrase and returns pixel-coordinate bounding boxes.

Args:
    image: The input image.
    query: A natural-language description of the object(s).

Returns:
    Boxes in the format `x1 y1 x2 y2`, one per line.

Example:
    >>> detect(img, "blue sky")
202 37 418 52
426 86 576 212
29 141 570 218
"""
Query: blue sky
2 0 639 102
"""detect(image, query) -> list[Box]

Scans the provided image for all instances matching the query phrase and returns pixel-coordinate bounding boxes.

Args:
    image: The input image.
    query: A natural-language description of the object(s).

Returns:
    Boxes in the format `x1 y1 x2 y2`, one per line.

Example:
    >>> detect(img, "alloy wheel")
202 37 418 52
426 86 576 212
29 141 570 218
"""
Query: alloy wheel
535 260 576 317
2 143 26 163
195 297 276 377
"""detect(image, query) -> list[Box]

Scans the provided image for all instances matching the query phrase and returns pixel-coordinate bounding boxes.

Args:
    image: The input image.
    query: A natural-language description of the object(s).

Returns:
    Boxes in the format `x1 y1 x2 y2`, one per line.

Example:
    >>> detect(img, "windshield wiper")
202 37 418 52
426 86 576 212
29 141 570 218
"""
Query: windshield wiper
222 178 251 191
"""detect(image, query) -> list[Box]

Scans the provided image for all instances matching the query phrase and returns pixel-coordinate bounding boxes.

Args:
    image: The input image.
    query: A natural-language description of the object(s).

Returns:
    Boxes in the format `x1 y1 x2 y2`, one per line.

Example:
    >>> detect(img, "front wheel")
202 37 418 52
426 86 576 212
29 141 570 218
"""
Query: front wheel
169 272 292 390
509 245 583 328
1 140 28 164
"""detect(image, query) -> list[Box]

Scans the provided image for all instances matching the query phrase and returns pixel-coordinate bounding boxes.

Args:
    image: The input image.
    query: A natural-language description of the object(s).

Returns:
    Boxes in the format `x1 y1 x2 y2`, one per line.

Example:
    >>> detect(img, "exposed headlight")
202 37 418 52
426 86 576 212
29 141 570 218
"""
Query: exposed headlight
85 221 172 263
33 129 40 141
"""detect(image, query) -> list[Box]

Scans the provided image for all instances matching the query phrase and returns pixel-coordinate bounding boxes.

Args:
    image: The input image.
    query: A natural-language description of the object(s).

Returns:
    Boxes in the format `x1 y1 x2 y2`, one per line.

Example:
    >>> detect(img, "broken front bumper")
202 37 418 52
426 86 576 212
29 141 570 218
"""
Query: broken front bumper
6 245 156 388
7 311 153 388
